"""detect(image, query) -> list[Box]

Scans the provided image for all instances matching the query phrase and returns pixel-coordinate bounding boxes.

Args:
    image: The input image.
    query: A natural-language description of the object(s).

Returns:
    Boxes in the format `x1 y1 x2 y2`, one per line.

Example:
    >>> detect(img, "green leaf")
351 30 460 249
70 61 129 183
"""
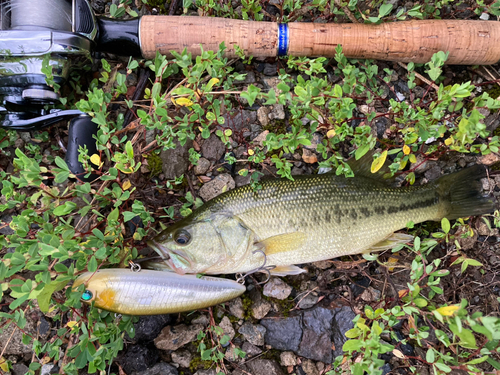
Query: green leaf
88 256 98 273
343 339 363 352
378 3 393 17
37 280 67 313
53 201 77 216
441 218 450 234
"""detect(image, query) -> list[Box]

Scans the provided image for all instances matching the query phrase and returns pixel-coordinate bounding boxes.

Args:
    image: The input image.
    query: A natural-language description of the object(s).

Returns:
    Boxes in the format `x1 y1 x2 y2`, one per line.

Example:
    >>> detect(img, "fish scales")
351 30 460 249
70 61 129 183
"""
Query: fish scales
204 174 440 268
148 164 494 276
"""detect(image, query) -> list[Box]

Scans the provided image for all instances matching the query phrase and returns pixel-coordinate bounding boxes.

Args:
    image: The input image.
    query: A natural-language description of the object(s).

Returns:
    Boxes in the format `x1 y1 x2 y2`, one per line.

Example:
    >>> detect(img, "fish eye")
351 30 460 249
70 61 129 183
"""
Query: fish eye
81 289 93 301
174 230 191 245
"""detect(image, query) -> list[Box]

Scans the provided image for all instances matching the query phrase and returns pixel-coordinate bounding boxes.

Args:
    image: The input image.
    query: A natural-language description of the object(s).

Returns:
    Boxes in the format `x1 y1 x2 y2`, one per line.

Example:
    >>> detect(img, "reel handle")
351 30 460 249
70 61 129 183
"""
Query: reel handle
65 115 99 182
139 17 500 65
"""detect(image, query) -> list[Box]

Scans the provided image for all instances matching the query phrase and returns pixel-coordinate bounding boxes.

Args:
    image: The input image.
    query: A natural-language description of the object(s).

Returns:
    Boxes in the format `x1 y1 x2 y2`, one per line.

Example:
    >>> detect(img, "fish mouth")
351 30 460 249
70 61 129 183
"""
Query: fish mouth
147 240 193 274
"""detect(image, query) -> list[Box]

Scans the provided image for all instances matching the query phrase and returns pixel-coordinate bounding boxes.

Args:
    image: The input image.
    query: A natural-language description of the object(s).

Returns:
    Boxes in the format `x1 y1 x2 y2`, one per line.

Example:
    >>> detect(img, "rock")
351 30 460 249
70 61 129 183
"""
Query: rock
241 342 263 357
262 77 282 93
360 287 382 302
0 317 37 355
191 314 209 326
331 306 356 359
280 351 297 367
479 153 500 166
242 71 256 84
238 323 266 346
263 278 293 300
424 165 442 181
252 130 269 147
0 214 14 235
199 174 235 201
223 111 257 133
268 105 285 120
228 298 245 319
381 363 391 375
154 324 204 351
302 149 318 164
194 157 211 175
194 370 217 375
160 139 193 180
251 298 272 319
171 349 192 368
301 359 319 375
245 359 284 375
129 314 174 343
118 345 158 373
298 294 319 310
260 315 302 352
225 345 243 362
297 307 335 363
219 316 236 342
257 107 270 126
201 134 226 162
130 362 179 375
41 364 56 375
263 63 277 76
11 363 29 375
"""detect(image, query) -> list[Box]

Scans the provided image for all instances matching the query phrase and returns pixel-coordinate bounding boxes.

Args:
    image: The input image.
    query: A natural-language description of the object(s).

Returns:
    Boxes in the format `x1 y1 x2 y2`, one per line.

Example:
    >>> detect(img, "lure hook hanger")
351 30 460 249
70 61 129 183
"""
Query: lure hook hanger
236 249 275 285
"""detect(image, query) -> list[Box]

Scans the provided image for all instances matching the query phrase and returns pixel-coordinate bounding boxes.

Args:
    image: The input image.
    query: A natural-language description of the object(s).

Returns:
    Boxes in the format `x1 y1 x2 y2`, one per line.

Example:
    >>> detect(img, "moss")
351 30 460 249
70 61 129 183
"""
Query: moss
264 119 288 135
145 152 163 177
145 0 169 14
189 355 213 372
261 294 294 318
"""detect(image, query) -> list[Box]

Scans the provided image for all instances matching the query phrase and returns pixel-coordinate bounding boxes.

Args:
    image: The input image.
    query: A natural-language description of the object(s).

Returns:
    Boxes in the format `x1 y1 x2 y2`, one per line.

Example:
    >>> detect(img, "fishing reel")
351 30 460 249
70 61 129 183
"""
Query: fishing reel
0 0 98 130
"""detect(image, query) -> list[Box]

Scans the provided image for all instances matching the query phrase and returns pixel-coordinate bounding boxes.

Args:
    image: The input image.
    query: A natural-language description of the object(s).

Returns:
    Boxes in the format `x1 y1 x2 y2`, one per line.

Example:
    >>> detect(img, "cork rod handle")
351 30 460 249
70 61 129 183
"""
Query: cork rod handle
140 16 500 65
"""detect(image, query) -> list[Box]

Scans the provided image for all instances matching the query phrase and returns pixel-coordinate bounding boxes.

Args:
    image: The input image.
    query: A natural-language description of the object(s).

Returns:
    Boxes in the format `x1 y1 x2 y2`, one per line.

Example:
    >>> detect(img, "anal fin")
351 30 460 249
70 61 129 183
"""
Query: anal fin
269 265 306 276
363 233 413 253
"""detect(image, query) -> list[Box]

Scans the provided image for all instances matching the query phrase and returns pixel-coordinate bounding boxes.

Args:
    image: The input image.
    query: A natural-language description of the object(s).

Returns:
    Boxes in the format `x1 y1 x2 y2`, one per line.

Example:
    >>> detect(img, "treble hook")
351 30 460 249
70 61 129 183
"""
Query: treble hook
236 249 275 285
129 260 141 272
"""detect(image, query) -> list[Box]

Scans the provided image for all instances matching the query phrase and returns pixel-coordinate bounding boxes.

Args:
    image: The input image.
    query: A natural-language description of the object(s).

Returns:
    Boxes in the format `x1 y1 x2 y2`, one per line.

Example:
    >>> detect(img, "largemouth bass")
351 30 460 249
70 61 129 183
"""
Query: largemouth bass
73 269 245 315
148 161 495 276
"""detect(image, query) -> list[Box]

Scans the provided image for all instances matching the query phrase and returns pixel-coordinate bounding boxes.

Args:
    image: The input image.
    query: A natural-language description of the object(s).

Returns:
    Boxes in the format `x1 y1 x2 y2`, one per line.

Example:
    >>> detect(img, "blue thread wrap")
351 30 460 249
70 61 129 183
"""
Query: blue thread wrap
277 23 289 56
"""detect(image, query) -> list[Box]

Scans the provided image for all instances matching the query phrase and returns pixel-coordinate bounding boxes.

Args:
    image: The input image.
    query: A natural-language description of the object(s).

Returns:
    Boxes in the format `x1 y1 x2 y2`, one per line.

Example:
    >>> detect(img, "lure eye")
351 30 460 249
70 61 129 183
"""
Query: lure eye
174 230 191 245
81 290 93 301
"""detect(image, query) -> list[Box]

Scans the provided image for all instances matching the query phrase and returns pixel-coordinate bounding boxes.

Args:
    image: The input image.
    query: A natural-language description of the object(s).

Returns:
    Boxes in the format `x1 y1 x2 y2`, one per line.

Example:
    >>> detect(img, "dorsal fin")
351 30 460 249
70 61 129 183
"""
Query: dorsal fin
347 149 395 185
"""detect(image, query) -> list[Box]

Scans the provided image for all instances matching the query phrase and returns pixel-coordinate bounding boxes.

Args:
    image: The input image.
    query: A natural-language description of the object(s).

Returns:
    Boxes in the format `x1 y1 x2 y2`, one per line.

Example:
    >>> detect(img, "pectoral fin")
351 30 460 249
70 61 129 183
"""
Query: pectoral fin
269 265 306 276
363 232 413 253
258 232 307 256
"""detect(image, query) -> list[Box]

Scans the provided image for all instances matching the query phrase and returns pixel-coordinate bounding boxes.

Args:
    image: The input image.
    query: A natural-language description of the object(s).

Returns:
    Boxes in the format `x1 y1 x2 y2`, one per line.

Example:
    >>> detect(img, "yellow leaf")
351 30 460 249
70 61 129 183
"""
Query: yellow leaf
408 153 417 164
444 137 454 146
41 356 51 365
436 305 460 317
66 321 79 328
387 257 399 272
90 154 101 167
175 97 194 107
0 356 8 372
122 179 132 190
403 145 410 155
371 150 387 173
248 149 255 156
327 129 336 138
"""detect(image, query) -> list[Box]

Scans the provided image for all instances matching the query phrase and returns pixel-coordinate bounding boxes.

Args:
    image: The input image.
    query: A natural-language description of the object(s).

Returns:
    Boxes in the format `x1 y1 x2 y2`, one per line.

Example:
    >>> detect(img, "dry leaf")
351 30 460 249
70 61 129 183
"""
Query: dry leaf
327 129 336 138
393 349 405 359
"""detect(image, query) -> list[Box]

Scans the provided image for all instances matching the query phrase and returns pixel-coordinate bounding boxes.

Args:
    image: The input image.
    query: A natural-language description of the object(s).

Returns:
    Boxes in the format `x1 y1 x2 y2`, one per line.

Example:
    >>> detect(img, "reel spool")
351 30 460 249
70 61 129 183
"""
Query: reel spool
0 0 96 129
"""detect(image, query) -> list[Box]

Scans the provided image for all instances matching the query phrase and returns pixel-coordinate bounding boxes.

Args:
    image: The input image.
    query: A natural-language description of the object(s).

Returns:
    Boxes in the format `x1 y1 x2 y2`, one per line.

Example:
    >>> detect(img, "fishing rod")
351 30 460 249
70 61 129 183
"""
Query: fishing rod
0 0 498 177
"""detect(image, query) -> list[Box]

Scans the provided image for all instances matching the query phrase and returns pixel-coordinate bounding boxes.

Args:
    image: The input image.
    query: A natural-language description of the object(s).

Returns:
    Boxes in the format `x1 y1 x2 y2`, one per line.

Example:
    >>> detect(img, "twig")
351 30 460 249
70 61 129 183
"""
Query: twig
334 0 358 23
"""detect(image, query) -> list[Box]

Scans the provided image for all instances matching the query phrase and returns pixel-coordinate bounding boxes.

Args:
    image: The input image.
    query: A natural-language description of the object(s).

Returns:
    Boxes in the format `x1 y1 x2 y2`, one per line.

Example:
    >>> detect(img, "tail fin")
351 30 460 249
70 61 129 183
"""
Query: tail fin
435 165 496 220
